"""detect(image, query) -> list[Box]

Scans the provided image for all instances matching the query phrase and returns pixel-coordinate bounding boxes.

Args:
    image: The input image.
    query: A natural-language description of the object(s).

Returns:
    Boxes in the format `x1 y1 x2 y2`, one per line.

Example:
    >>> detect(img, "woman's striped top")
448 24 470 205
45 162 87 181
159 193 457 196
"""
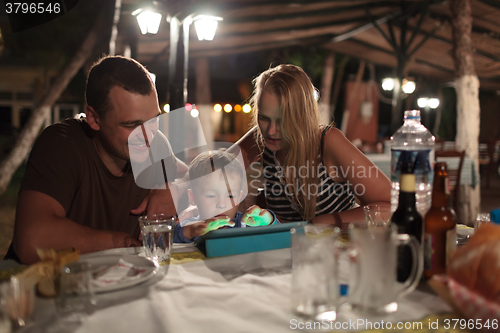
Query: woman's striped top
262 127 356 222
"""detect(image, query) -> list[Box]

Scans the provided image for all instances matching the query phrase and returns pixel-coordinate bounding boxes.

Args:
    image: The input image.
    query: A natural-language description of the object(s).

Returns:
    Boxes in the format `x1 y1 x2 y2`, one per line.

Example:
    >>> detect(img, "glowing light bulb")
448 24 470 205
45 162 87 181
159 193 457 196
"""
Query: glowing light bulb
242 104 251 113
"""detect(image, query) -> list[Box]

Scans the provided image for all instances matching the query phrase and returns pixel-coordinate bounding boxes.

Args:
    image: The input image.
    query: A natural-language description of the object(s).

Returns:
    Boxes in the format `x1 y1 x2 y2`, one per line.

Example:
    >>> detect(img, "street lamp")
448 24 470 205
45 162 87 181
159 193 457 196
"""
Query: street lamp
401 79 416 94
133 5 222 161
382 77 416 94
382 76 416 133
428 98 440 109
417 97 440 109
132 5 163 35
193 15 223 41
417 97 440 128
133 6 222 45
382 78 395 91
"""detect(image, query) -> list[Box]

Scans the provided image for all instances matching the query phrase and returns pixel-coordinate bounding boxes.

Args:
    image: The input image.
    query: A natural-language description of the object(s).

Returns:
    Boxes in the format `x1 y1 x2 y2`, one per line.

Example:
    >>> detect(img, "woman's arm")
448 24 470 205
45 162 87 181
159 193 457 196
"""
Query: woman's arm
313 127 391 228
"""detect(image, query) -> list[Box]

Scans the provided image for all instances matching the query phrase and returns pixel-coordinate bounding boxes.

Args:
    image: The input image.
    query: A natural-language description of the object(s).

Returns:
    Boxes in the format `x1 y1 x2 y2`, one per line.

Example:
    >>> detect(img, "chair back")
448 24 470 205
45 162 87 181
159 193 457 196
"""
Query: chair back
435 150 465 220
434 138 446 152
479 138 500 187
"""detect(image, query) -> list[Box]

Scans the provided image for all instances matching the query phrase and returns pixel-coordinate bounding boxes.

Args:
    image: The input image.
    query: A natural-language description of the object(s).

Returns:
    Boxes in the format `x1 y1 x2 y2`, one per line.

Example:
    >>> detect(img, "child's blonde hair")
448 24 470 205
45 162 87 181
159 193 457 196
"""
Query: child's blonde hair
188 149 244 182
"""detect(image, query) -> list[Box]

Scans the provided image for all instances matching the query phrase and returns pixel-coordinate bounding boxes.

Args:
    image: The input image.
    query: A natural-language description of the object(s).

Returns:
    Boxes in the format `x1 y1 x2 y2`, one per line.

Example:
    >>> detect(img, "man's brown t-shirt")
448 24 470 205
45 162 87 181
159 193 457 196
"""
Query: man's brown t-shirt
19 118 155 238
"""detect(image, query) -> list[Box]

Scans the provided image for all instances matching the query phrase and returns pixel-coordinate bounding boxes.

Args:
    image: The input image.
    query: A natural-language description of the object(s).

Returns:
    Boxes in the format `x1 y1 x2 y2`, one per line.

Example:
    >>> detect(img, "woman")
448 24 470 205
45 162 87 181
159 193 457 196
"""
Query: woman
232 64 391 228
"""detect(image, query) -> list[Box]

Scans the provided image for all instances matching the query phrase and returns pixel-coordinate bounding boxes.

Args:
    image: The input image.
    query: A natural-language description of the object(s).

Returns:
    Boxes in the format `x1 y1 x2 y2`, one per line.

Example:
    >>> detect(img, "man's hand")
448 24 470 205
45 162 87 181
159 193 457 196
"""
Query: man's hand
240 205 273 226
111 231 141 248
182 216 235 240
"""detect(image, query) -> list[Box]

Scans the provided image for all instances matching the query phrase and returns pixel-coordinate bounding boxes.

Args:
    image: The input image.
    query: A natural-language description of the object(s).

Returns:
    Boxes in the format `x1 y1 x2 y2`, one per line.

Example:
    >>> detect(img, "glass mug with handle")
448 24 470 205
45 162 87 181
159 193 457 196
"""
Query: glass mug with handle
291 224 342 322
348 221 423 314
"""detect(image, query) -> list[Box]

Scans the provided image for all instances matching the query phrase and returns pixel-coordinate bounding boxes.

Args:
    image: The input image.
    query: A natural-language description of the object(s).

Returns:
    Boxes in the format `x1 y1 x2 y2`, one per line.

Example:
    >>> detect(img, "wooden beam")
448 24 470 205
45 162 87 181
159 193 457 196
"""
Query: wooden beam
217 7 395 35
407 21 443 57
220 1 402 23
188 23 360 52
330 8 401 42
364 7 396 50
190 36 332 58
476 0 500 10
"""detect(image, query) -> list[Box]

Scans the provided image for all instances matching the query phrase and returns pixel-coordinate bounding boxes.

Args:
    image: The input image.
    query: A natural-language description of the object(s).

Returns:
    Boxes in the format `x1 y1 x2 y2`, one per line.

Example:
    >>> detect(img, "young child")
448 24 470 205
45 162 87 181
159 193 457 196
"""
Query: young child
173 150 278 243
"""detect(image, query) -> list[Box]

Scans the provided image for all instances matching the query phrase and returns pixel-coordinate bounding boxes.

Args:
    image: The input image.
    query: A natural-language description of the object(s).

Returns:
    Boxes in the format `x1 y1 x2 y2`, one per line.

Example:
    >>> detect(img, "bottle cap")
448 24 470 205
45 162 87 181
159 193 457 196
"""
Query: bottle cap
404 110 421 120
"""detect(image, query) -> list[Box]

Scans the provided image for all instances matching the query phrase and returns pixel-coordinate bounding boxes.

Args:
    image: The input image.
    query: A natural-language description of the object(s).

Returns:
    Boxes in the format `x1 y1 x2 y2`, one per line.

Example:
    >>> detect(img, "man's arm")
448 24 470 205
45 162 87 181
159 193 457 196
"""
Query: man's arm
14 190 139 264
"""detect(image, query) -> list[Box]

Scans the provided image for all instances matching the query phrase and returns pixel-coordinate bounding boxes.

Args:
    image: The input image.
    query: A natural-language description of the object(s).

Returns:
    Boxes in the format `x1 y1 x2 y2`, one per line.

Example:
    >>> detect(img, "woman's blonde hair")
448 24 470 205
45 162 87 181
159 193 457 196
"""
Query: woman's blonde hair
250 64 321 221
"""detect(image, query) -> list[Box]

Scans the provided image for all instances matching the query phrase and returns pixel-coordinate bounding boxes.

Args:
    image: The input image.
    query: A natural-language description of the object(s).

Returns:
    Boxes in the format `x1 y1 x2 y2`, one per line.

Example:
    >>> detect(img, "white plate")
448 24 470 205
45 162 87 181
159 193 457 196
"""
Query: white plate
80 254 158 293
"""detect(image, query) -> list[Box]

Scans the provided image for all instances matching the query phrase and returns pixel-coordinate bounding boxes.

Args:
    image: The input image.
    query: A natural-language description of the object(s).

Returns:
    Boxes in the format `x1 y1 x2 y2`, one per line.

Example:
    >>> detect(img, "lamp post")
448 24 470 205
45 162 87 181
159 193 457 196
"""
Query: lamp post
133 6 221 106
417 97 440 129
382 77 416 131
134 5 222 160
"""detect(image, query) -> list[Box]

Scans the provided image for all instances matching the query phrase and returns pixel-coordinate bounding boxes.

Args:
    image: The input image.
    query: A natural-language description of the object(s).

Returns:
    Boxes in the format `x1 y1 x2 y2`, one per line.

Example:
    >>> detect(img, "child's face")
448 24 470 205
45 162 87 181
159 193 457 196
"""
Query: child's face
189 170 243 220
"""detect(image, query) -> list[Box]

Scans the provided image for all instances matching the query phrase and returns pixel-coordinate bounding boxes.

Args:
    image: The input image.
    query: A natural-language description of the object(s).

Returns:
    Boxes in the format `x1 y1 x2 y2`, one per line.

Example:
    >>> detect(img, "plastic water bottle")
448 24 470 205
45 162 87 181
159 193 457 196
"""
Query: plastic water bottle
391 110 435 217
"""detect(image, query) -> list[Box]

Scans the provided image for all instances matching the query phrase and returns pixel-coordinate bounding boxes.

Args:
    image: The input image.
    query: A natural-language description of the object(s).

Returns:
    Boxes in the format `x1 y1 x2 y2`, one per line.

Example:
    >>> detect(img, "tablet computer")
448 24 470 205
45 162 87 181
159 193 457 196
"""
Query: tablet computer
195 221 306 257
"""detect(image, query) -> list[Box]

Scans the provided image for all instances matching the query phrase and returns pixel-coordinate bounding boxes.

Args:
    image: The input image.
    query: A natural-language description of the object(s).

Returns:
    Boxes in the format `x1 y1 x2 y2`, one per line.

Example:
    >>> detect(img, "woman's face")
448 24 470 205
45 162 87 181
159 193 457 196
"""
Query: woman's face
257 90 289 152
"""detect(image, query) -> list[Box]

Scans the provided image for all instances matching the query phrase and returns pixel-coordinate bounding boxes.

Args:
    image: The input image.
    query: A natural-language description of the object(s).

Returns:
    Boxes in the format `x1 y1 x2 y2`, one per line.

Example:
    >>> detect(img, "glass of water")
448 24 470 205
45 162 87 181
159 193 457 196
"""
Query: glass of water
139 214 176 265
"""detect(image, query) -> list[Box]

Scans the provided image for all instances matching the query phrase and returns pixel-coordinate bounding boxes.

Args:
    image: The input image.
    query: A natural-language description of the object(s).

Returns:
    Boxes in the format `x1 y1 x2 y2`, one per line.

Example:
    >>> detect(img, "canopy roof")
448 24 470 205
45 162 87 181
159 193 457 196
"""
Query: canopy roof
122 0 500 90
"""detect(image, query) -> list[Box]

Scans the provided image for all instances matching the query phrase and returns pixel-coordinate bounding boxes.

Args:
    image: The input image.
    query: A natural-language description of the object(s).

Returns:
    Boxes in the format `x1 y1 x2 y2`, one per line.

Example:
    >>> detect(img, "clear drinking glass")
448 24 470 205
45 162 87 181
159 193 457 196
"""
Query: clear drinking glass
0 276 35 328
363 204 392 228
291 225 341 322
0 299 11 333
58 261 96 319
474 213 491 231
139 214 176 265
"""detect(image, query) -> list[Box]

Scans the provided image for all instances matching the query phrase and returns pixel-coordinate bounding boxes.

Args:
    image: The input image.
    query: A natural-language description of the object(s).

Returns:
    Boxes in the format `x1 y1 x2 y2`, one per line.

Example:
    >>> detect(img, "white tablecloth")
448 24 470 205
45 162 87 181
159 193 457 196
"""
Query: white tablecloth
16 244 454 333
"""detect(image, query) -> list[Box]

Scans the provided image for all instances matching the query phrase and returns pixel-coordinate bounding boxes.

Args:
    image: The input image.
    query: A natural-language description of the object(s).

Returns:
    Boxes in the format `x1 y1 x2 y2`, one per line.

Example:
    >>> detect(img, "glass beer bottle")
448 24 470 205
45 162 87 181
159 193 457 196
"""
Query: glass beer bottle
424 162 457 278
391 158 423 282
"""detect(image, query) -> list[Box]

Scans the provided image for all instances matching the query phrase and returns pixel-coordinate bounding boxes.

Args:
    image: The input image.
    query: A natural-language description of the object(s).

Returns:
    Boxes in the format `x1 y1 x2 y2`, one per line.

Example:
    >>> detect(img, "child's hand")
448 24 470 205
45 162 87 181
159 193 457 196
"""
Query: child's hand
203 216 235 233
241 205 273 226
183 216 235 239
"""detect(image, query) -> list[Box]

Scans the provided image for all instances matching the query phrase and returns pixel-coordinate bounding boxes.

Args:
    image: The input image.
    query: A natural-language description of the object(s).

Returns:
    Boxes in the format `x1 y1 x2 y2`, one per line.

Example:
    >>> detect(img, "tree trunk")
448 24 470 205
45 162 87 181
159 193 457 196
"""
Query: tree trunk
319 52 335 125
195 57 214 145
450 0 480 225
0 13 105 194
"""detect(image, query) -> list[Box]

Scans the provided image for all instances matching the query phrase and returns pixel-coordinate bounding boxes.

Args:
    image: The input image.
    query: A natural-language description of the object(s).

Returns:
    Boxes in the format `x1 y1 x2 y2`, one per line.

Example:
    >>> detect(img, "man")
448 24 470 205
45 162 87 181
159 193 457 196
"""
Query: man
6 56 187 264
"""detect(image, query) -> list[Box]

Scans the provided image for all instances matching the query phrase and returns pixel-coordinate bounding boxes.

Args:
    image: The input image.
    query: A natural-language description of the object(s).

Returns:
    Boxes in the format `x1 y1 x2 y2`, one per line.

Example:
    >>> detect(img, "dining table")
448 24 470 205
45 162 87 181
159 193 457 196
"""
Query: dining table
1 242 465 333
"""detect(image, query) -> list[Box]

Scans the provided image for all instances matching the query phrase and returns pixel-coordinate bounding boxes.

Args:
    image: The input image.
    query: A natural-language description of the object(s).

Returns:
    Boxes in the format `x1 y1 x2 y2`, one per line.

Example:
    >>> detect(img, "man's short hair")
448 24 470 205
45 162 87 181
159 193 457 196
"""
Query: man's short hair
85 56 155 118
189 150 244 183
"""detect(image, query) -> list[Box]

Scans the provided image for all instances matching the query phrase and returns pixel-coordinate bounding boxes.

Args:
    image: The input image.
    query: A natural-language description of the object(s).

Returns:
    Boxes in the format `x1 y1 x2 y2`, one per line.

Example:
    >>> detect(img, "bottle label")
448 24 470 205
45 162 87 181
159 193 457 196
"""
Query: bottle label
391 149 433 184
391 148 434 216
445 177 450 196
424 233 434 272
446 227 457 267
